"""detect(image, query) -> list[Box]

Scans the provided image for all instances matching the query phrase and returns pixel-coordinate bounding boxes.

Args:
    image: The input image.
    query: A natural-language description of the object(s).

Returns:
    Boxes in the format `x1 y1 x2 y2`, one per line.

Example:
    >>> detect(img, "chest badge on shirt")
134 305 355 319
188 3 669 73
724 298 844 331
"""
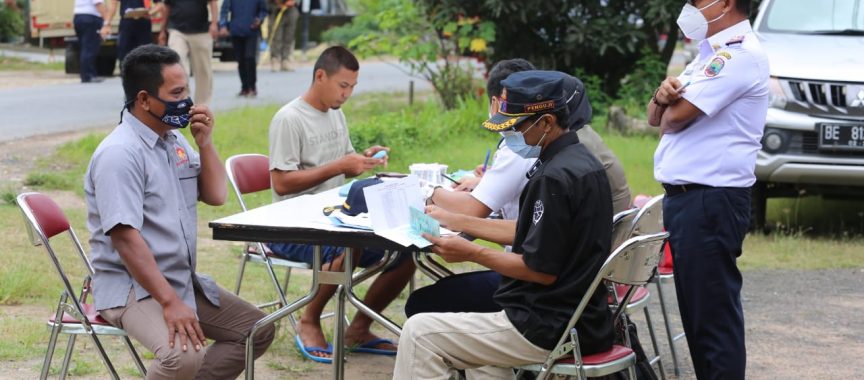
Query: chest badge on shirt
532 200 544 225
175 146 189 167
704 56 726 77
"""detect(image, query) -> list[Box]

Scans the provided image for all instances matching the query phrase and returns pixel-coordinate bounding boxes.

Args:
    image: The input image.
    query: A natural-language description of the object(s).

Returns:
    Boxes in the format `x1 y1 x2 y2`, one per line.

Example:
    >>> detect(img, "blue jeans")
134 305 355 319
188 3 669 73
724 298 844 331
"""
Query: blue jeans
663 187 749 380
267 243 409 272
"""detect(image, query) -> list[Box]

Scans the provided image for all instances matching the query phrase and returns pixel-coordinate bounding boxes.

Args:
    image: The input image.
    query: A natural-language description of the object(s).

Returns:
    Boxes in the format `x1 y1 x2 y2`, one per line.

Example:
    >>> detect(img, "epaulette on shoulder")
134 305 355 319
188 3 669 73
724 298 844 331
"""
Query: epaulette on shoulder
725 35 746 46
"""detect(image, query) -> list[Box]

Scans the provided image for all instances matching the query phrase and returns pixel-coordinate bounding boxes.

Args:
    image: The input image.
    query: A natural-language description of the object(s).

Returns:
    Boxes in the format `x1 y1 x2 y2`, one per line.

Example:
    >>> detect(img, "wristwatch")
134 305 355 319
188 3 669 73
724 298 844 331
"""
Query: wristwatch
423 185 441 205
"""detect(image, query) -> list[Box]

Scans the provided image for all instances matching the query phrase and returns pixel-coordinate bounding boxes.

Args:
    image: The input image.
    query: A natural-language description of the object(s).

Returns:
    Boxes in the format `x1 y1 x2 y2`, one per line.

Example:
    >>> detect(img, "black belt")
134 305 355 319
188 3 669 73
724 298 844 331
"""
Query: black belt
662 183 713 197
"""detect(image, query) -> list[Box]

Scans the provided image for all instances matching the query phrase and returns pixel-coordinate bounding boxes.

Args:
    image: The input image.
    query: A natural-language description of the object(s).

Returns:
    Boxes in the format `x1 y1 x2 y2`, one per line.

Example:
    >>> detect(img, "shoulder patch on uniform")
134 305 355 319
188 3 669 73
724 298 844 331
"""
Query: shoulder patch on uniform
704 56 726 77
725 35 745 46
532 200 544 225
715 51 732 60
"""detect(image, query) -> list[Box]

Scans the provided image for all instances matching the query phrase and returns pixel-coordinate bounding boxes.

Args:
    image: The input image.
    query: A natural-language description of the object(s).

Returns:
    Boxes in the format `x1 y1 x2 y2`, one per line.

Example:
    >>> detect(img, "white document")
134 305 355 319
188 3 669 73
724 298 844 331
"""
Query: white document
363 175 437 248
328 213 373 231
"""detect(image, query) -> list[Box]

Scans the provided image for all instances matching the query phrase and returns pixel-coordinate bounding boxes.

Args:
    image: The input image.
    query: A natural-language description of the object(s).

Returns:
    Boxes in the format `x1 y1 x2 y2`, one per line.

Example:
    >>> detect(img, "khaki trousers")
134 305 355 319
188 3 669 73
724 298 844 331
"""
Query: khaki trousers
393 311 550 380
167 30 214 106
100 286 275 380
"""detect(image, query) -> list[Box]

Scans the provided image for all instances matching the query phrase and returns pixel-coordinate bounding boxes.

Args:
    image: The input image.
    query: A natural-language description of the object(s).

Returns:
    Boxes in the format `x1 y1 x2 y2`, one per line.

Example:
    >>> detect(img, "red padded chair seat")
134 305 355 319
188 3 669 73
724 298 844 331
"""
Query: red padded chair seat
658 265 674 276
49 303 111 325
556 344 634 365
609 285 648 304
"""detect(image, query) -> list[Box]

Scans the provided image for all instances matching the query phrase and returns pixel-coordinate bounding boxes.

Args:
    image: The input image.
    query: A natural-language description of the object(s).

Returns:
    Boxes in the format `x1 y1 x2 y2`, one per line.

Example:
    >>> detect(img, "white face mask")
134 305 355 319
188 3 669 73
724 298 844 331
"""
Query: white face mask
677 0 726 41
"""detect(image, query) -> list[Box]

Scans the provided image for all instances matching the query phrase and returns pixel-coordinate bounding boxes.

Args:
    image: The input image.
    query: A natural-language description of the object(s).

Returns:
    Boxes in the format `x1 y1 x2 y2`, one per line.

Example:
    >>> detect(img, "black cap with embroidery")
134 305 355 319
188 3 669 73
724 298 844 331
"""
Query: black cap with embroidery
482 70 575 132
322 178 383 217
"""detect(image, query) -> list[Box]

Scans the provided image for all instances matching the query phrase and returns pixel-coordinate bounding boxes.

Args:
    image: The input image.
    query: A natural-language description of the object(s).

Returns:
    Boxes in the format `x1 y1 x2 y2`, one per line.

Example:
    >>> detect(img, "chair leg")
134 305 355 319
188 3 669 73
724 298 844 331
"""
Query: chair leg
123 335 147 376
86 332 121 380
42 293 67 380
655 278 682 377
41 322 63 380
643 305 667 380
627 363 638 380
283 267 300 333
58 334 76 380
234 253 249 295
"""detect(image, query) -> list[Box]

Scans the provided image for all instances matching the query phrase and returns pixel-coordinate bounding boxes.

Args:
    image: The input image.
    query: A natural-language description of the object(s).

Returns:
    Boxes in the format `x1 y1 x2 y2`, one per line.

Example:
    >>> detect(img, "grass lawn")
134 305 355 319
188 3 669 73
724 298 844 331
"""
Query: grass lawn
0 56 65 71
1 91 863 376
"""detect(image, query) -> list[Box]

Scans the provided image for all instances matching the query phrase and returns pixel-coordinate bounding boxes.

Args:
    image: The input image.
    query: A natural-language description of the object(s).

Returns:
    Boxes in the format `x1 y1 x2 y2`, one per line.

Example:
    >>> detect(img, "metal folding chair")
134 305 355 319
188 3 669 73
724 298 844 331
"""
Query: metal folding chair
517 232 669 380
225 154 315 329
653 239 685 377
617 194 668 379
16 192 146 380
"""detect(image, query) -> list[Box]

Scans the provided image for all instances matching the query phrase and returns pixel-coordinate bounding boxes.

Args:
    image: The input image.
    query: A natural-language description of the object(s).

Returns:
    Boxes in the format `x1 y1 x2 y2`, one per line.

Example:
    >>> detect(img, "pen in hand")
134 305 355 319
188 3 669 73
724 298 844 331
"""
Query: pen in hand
481 148 491 174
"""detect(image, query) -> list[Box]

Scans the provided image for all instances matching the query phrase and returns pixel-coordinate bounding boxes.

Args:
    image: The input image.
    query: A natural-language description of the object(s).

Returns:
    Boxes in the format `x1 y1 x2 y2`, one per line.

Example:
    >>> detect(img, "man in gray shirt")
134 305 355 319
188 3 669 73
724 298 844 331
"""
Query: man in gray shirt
86 44 273 379
268 46 414 363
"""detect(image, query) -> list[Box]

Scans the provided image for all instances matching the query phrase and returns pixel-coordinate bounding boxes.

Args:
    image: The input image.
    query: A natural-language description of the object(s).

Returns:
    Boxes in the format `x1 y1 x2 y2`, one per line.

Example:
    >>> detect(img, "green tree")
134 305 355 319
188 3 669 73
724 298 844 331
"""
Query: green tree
419 0 683 98
347 0 495 109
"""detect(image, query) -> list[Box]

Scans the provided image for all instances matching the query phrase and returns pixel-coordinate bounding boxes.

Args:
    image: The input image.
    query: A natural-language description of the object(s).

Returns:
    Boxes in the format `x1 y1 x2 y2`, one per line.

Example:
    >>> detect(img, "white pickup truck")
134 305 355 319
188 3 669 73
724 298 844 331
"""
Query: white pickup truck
752 0 864 229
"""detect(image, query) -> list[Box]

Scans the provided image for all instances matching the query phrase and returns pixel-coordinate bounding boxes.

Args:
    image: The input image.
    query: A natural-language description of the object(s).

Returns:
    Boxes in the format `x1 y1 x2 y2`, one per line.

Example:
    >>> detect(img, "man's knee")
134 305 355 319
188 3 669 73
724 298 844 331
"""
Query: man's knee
155 344 206 378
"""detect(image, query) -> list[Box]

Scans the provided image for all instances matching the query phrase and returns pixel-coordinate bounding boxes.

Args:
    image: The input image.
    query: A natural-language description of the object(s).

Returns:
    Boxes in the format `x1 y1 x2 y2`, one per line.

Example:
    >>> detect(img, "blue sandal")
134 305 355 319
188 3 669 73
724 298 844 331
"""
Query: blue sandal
294 335 333 364
349 338 397 356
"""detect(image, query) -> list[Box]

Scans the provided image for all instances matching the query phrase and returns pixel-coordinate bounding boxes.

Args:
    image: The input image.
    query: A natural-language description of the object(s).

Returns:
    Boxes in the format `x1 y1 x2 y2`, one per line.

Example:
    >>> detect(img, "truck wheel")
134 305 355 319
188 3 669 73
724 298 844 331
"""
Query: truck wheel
96 55 117 77
750 181 768 233
65 43 80 74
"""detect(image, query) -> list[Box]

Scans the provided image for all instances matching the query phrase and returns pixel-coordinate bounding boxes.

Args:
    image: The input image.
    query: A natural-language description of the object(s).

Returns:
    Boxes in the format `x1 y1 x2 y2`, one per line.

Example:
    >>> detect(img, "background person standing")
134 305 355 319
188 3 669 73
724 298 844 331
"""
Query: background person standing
160 0 218 106
73 0 109 83
267 0 299 72
101 0 161 65
219 0 268 97
647 0 768 378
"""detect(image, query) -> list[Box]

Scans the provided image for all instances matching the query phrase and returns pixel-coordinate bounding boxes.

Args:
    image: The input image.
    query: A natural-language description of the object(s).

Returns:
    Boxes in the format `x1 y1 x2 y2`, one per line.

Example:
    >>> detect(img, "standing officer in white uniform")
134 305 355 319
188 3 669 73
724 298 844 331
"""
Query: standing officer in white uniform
647 0 768 379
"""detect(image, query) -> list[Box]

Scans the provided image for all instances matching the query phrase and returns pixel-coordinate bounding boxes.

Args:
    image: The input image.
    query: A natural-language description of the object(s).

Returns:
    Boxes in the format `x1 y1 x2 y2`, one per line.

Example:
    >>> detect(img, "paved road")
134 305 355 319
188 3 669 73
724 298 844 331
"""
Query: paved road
0 60 430 143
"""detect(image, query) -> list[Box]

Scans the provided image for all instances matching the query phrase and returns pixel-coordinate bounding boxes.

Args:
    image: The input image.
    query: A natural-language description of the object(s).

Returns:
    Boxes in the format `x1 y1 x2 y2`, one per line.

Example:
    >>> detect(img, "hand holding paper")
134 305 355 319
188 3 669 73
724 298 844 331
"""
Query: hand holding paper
422 234 483 264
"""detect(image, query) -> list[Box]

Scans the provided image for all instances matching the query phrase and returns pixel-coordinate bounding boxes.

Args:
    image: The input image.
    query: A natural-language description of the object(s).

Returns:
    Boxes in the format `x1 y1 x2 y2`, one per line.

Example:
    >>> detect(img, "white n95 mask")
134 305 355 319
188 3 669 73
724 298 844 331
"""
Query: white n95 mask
677 0 726 41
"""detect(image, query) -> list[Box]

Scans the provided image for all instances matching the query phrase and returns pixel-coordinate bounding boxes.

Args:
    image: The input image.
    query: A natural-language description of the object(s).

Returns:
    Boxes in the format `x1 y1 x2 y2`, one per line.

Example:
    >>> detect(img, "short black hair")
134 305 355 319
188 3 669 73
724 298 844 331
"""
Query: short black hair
312 46 359 82
486 58 536 99
121 44 180 109
735 0 751 16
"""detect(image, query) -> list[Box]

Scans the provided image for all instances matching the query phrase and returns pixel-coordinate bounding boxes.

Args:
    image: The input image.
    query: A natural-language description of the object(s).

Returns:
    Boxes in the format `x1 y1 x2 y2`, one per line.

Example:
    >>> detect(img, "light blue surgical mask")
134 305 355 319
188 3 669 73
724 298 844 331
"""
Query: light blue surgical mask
501 117 547 159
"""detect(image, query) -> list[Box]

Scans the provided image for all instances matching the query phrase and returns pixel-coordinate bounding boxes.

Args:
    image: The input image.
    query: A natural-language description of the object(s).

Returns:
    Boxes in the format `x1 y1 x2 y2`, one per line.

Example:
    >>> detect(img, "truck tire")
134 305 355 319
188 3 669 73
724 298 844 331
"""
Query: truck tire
65 43 80 74
96 54 117 77
750 181 768 233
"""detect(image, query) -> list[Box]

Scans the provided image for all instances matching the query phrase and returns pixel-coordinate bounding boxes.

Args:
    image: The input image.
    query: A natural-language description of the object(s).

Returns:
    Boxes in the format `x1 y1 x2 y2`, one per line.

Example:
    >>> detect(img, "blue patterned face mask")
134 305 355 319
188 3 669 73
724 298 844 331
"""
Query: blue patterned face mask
148 95 193 128
500 117 547 159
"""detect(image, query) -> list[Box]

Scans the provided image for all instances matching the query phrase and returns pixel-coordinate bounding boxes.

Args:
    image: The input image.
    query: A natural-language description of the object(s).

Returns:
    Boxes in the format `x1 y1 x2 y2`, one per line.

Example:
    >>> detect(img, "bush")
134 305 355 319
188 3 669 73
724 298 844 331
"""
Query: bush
347 0 495 109
349 95 489 150
0 4 24 43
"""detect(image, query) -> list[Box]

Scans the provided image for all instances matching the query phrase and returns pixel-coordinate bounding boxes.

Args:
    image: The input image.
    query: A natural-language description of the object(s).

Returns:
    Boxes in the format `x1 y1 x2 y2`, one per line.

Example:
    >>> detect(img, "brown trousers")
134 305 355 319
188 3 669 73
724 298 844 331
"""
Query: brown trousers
100 286 275 380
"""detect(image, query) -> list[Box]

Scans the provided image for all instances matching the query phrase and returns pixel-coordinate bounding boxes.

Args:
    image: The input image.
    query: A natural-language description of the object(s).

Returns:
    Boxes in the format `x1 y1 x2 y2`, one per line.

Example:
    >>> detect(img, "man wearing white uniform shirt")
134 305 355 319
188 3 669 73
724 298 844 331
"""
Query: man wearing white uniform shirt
647 0 768 378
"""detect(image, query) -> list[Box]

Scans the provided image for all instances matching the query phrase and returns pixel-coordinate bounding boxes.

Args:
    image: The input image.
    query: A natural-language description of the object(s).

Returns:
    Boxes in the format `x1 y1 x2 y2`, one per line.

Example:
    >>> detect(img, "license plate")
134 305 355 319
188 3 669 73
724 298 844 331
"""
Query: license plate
818 123 864 151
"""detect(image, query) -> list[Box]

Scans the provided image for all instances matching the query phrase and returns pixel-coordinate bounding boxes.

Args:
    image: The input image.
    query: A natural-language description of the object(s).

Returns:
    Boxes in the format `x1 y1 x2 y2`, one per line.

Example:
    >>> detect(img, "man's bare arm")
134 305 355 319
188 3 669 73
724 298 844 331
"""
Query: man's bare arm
428 189 492 218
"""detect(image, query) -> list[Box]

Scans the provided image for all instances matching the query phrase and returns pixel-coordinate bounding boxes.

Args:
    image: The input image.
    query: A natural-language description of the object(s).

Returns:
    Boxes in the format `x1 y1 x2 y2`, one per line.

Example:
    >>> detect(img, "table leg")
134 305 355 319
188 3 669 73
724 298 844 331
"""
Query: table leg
245 245 323 380
332 247 352 380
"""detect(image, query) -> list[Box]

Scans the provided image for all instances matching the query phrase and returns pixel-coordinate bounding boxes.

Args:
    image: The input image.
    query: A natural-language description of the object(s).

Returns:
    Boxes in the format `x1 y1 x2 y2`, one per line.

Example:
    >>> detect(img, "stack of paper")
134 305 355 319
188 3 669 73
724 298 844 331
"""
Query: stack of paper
363 175 451 248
